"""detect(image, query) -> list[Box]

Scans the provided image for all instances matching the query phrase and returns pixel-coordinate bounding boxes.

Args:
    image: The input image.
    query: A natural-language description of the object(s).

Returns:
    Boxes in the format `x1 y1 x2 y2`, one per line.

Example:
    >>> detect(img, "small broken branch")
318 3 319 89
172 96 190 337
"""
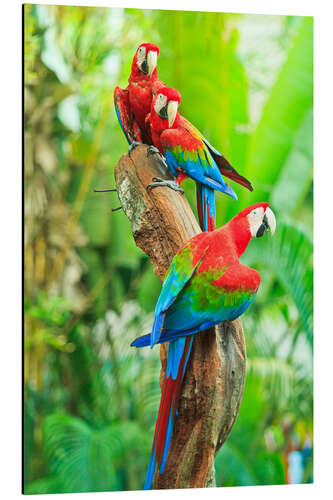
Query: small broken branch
114 144 246 489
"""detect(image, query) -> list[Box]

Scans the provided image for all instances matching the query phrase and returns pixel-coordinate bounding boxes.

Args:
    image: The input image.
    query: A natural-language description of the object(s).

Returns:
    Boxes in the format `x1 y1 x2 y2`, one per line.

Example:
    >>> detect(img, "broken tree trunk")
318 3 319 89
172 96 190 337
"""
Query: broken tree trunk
114 144 246 489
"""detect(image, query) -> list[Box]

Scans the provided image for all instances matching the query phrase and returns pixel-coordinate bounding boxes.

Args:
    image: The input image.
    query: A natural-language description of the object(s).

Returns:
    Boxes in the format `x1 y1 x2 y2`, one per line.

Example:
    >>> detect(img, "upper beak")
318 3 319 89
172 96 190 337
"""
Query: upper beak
147 50 158 77
265 207 276 236
167 100 178 128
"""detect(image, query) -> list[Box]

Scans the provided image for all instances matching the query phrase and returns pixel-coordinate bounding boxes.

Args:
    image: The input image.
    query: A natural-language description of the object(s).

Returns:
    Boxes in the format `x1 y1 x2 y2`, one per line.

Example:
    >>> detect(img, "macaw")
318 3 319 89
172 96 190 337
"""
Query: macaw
114 43 160 147
146 86 239 231
114 44 253 202
131 202 276 489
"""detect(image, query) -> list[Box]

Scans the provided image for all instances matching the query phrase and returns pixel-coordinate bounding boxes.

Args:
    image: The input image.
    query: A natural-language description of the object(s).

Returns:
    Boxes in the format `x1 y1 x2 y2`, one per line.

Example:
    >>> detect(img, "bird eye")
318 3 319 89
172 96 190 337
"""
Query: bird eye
252 210 257 216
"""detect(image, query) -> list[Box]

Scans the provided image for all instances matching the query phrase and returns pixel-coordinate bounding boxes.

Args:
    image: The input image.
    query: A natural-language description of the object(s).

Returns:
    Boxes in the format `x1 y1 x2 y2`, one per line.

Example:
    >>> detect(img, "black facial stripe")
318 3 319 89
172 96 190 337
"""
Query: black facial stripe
140 58 148 74
159 104 168 119
256 213 269 238
256 223 268 238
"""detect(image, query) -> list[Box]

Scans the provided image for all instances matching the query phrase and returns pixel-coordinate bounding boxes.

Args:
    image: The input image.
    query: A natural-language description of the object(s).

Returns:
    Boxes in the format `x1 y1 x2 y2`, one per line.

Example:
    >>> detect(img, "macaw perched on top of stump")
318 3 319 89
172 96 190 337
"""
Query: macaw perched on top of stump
131 202 276 489
146 86 239 231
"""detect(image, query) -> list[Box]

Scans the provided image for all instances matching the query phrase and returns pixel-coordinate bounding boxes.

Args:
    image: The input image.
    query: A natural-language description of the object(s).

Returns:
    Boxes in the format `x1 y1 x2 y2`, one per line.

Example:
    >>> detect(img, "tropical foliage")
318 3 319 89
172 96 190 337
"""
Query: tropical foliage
24 5 313 493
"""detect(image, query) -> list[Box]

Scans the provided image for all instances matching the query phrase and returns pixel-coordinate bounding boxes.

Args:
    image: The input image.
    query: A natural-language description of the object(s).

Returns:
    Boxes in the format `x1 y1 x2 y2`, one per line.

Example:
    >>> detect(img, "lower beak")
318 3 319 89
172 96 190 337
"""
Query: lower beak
147 51 158 77
167 100 178 128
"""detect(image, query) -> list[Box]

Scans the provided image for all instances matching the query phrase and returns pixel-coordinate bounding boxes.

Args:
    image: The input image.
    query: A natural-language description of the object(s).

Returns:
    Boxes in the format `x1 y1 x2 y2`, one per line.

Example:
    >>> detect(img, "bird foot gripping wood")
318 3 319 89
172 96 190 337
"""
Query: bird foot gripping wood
114 144 246 489
147 177 184 194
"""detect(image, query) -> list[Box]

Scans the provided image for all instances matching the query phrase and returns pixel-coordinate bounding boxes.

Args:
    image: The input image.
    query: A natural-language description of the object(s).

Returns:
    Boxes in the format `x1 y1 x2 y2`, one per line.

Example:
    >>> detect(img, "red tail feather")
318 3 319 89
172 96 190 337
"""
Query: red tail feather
196 187 215 232
152 337 192 468
208 149 253 192
206 199 216 232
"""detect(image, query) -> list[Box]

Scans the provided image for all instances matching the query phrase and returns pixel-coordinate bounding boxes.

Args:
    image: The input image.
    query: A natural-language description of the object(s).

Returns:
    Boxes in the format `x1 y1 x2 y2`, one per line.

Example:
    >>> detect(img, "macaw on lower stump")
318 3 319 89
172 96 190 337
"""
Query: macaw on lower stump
131 202 276 489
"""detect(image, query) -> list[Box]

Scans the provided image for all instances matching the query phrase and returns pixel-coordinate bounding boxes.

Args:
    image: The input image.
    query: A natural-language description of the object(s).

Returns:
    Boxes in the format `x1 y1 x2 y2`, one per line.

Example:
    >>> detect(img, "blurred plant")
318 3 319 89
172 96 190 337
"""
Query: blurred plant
25 302 160 494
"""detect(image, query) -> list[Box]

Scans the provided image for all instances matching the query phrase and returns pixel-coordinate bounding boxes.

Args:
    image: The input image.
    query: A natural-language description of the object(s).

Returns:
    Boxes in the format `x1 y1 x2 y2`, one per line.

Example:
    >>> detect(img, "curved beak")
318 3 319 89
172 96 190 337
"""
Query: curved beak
167 100 178 128
256 207 276 238
265 207 276 237
147 50 158 77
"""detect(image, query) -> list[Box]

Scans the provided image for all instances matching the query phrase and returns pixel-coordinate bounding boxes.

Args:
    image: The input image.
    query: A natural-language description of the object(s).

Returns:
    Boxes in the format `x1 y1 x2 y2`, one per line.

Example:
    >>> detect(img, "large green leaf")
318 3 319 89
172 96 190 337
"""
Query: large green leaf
244 220 313 344
41 414 151 493
240 16 313 206
154 11 249 228
271 107 313 215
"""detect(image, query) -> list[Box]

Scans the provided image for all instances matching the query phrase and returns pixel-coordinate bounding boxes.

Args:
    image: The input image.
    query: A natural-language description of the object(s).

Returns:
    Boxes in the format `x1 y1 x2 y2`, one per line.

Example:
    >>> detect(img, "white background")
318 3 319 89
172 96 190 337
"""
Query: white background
1 0 332 498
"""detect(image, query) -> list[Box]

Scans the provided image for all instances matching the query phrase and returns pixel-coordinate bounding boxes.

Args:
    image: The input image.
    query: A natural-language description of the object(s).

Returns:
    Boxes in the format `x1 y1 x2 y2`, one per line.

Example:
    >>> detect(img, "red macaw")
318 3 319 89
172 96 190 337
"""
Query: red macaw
147 86 239 231
131 202 276 489
114 43 160 147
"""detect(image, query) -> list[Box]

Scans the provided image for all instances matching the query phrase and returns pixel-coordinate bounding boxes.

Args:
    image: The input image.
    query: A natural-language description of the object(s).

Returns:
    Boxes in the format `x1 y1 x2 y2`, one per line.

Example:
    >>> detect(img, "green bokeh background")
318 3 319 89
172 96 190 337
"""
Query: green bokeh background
24 4 313 493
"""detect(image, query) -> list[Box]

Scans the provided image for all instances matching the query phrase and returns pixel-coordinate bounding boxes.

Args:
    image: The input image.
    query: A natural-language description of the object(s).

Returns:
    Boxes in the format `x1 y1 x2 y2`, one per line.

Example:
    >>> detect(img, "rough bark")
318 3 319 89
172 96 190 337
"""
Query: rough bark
114 144 246 489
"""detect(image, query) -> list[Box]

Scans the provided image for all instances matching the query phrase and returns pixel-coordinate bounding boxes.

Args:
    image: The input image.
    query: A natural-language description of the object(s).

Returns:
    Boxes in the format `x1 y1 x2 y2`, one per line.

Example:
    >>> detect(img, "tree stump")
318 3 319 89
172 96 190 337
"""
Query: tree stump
114 144 246 489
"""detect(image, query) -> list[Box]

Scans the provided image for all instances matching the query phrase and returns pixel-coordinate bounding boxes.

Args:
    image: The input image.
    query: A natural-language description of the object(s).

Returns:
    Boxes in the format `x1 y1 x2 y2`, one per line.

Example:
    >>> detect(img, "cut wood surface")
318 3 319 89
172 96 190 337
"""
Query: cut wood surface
114 144 246 489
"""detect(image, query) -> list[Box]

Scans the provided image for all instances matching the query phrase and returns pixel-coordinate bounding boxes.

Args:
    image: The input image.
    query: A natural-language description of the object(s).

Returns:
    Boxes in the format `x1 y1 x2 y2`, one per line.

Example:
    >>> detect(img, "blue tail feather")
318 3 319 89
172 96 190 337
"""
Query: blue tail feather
167 337 186 379
144 445 157 490
143 336 194 489
196 183 216 232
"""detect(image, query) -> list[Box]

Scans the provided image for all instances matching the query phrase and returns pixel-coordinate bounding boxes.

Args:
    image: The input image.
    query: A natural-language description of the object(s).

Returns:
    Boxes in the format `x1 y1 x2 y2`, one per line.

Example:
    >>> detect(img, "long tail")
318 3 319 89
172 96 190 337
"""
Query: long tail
196 182 216 232
214 154 253 191
203 139 253 191
144 336 193 490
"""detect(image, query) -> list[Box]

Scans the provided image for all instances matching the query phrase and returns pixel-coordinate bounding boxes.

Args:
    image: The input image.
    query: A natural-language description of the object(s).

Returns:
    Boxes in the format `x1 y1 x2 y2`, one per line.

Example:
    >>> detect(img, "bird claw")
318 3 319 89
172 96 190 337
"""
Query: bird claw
147 178 184 194
128 141 142 155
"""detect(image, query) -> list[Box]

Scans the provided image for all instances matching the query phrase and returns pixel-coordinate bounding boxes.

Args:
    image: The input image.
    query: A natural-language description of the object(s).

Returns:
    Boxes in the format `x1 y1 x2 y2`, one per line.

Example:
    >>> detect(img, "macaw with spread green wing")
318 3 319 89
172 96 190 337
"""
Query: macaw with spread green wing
146 86 250 231
131 203 276 489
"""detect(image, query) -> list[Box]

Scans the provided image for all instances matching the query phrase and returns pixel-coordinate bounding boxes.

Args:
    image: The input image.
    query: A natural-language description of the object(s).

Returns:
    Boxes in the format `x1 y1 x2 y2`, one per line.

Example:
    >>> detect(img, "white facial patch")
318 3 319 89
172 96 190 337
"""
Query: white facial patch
247 206 265 237
154 93 168 115
136 46 146 69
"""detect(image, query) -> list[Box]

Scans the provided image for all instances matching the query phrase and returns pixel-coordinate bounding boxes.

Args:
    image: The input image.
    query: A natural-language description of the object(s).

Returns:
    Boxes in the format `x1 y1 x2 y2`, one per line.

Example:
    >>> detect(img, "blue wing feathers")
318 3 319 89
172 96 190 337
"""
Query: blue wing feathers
165 146 237 199
165 150 180 177
131 294 256 348
114 100 131 145
150 311 164 347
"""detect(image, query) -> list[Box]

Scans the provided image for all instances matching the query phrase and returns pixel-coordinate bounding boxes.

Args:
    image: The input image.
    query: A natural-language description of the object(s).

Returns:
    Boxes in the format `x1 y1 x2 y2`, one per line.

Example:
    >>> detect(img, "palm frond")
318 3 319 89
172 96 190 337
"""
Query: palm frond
244 220 313 345
41 413 151 493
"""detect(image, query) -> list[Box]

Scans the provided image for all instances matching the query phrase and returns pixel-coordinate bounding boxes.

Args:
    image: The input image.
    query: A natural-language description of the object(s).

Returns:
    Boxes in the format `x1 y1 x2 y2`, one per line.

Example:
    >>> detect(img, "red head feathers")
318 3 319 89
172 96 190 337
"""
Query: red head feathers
155 86 181 103
130 43 160 81
226 203 276 256
150 86 182 133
